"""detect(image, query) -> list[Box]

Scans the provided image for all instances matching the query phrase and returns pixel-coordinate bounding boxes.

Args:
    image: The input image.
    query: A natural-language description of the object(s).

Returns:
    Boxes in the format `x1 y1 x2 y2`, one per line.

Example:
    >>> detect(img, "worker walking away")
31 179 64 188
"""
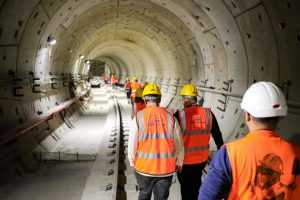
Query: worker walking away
124 77 131 103
130 77 142 104
128 83 184 200
175 84 224 200
111 74 118 88
131 88 146 119
103 74 109 84
199 82 300 200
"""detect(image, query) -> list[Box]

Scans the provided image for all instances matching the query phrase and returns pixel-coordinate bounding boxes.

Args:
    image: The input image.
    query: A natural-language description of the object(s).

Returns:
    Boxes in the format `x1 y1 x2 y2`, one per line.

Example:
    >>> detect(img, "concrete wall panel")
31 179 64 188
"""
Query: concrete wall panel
0 46 17 76
263 0 300 102
197 0 248 94
17 5 50 76
0 0 39 44
223 0 261 16
237 5 279 83
40 0 68 19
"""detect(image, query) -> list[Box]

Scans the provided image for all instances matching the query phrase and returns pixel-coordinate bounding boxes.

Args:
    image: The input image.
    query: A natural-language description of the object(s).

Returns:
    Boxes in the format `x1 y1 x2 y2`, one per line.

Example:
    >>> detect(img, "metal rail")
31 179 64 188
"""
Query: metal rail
71 89 124 200
111 95 122 200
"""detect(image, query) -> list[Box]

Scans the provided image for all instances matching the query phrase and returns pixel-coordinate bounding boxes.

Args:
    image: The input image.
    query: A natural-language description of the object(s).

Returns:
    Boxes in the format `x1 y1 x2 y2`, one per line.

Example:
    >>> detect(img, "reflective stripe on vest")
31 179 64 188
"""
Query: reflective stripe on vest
134 107 176 175
137 152 176 159
138 133 174 141
179 106 212 164
227 130 300 200
185 145 210 153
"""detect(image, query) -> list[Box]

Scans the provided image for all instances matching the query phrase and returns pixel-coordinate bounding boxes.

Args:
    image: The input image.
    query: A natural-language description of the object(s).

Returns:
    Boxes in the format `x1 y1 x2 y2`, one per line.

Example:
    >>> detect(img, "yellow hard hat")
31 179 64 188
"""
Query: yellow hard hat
135 88 144 98
142 83 161 97
180 84 198 97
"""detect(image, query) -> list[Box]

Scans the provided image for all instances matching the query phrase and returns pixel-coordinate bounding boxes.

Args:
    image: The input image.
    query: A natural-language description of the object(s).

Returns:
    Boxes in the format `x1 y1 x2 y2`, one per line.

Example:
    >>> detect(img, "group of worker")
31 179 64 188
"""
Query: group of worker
124 77 148 118
102 73 121 87
127 80 300 200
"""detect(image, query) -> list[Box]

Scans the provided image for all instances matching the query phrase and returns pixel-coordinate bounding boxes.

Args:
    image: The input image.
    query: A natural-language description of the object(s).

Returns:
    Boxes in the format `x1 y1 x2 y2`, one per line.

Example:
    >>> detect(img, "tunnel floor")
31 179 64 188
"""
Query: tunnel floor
51 115 107 154
0 162 93 200
0 87 181 200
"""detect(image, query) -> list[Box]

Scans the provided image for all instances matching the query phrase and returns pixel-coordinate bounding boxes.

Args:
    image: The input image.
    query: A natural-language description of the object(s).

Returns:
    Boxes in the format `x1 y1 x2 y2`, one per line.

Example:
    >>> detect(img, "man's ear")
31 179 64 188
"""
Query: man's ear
245 112 251 122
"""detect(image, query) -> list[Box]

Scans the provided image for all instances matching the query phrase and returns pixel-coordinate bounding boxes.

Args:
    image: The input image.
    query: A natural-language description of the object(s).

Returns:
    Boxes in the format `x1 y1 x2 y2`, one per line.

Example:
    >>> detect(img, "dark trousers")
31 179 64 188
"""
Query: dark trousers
126 89 131 99
177 162 207 200
135 171 173 200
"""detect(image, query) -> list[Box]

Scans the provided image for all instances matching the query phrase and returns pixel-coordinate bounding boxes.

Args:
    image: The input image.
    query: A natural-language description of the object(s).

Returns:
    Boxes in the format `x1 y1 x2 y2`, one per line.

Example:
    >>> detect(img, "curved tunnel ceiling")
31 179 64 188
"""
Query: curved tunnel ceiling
0 0 300 140
50 0 199 80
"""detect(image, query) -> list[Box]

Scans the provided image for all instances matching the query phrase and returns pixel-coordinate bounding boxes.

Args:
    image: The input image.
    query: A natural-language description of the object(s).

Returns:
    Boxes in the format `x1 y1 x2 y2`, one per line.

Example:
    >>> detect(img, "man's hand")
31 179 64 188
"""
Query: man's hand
176 165 183 173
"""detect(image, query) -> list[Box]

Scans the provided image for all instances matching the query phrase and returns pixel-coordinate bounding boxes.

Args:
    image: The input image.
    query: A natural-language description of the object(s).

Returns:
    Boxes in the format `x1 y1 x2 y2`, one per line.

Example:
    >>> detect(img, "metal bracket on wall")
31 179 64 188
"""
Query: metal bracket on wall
51 78 58 89
13 86 24 97
58 110 74 129
32 77 41 93
12 78 24 97
200 79 208 87
280 80 292 100
62 76 69 87
8 70 15 77
222 79 234 92
217 94 228 112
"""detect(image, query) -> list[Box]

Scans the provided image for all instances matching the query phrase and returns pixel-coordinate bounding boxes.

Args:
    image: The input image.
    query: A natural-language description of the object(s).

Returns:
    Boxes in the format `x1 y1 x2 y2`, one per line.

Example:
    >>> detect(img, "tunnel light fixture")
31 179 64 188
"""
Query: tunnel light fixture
79 55 85 59
85 60 91 64
47 35 57 45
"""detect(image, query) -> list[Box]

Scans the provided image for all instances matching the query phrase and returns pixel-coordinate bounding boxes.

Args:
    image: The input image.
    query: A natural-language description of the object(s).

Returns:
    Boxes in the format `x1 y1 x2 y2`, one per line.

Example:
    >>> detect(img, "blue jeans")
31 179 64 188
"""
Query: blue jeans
135 171 173 200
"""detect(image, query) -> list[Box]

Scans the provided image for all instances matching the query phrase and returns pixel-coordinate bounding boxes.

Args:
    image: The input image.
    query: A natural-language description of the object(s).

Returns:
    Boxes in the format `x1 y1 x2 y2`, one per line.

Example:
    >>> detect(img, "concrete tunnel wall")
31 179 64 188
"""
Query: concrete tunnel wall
0 0 300 177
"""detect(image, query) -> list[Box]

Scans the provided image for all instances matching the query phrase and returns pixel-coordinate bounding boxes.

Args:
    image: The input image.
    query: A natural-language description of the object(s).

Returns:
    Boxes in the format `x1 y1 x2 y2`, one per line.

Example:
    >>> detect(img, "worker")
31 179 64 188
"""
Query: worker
128 83 184 200
199 82 300 199
130 77 142 103
124 77 131 101
103 74 109 84
131 88 146 118
175 84 224 200
110 74 118 88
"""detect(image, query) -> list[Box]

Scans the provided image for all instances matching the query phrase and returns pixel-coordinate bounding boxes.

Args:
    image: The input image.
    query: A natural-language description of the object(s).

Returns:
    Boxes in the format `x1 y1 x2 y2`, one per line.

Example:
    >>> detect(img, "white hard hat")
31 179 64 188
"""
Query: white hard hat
241 82 287 118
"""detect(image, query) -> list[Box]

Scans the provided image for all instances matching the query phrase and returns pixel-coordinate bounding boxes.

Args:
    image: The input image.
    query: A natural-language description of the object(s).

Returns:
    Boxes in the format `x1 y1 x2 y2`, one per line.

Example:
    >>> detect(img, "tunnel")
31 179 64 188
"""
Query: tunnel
0 0 299 199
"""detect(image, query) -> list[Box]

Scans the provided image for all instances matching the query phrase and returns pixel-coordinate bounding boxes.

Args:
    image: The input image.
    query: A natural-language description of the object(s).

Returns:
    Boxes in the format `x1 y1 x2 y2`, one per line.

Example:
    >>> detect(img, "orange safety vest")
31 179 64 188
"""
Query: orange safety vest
227 130 300 200
134 107 176 175
178 106 212 164
130 82 142 97
124 81 131 90
135 102 146 113
111 76 118 84
295 147 300 198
